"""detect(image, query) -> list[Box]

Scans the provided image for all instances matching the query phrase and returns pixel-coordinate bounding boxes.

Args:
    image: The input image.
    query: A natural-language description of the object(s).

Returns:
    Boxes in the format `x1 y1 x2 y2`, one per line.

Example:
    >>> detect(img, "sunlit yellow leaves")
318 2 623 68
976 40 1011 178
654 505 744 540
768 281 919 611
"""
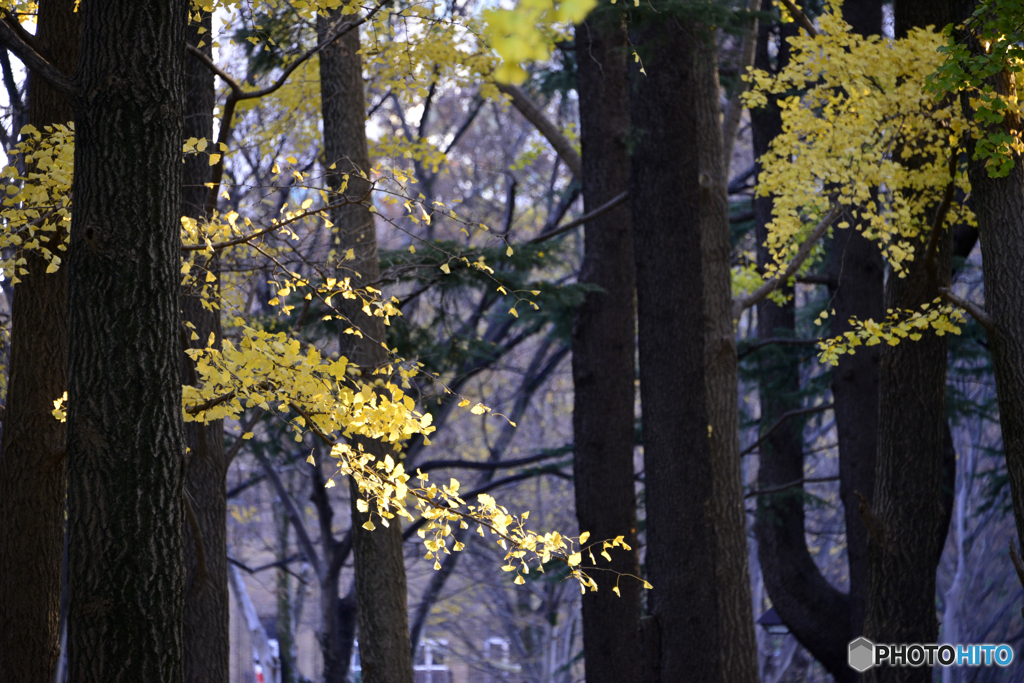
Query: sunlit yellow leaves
744 3 975 277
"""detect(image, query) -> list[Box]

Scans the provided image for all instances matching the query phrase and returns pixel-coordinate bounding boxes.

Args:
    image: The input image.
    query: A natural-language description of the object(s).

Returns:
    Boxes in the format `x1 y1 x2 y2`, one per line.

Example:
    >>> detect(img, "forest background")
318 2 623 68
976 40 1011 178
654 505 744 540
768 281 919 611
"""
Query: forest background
0 0 1023 682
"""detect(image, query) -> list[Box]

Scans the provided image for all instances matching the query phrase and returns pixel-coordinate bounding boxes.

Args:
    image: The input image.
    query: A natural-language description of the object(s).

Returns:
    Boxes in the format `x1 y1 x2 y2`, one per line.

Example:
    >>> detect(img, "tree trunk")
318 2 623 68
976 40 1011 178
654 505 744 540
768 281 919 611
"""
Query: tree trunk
630 11 721 681
863 4 955 681
957 14 1024 605
748 8 855 680
319 10 415 683
180 10 230 683
571 12 642 683
694 29 760 683
0 3 78 682
828 0 884 642
66 1 189 681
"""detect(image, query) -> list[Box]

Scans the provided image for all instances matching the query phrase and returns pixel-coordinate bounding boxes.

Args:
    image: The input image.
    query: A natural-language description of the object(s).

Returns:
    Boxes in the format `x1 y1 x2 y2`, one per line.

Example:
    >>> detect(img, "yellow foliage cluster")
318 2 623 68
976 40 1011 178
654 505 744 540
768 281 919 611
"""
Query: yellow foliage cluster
2 1 634 593
0 124 73 283
481 0 596 83
744 4 974 277
816 300 964 365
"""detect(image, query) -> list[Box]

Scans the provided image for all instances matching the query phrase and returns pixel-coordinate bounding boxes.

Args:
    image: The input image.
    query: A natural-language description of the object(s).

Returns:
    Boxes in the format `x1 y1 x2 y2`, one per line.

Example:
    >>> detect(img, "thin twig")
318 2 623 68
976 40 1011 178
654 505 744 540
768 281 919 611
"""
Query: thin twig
745 475 840 499
527 191 629 245
741 403 834 457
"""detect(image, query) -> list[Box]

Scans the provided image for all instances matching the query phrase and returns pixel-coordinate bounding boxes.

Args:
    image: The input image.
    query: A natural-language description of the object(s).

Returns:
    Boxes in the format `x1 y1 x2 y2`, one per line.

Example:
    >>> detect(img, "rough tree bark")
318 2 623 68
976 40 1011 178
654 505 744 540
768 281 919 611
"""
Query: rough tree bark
694 27 760 683
955 2 1024 603
571 11 642 683
0 3 78 682
319 9 415 683
180 10 230 683
65 1 190 682
631 10 733 682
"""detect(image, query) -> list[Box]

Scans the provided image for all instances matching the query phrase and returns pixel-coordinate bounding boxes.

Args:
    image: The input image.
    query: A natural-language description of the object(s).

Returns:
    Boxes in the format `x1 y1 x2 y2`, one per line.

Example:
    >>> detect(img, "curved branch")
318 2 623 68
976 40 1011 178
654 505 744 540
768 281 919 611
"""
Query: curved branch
497 83 582 178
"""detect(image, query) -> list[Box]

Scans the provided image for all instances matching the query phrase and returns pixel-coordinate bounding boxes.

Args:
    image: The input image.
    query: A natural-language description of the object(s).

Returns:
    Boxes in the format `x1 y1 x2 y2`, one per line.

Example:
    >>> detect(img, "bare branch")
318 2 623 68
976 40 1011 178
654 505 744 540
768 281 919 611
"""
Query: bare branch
732 204 841 319
528 191 629 245
0 16 74 98
252 447 324 582
744 475 840 499
741 403 834 457
497 83 582 178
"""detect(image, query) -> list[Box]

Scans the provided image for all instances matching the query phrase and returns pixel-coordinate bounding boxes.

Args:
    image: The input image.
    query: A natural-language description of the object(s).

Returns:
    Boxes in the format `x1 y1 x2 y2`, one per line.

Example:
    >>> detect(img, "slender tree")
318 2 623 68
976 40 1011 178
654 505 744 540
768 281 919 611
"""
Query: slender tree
571 10 642 683
319 8 415 683
631 9 750 681
694 21 760 683
0 3 78 682
179 9 231 683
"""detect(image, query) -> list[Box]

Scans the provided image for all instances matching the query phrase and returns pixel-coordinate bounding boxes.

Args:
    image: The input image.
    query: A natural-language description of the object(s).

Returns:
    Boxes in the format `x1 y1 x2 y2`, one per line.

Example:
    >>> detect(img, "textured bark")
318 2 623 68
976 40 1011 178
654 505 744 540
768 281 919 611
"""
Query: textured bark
180 11 230 683
571 13 642 683
694 33 760 683
630 12 720 682
863 4 954 681
0 3 78 683
66 2 189 682
864 237 951 683
319 10 414 683
957 10 1024 608
828 0 885 642
748 7 855 680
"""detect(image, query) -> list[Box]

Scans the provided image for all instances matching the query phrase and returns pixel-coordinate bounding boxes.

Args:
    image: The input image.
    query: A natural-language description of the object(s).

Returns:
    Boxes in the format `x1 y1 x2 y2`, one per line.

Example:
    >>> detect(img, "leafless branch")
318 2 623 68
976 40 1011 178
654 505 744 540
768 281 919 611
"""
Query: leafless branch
745 475 840 499
741 403 834 457
528 191 629 245
0 15 73 98
497 83 582 178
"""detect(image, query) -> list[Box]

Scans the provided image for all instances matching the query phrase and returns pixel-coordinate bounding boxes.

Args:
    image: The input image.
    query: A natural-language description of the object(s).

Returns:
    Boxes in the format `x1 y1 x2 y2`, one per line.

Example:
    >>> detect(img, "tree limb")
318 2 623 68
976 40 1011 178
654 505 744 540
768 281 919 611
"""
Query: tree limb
527 191 628 245
416 447 572 474
732 204 841 319
497 83 582 178
741 403 834 457
744 475 840 499
252 448 324 582
938 286 994 333
778 0 818 37
0 15 74 99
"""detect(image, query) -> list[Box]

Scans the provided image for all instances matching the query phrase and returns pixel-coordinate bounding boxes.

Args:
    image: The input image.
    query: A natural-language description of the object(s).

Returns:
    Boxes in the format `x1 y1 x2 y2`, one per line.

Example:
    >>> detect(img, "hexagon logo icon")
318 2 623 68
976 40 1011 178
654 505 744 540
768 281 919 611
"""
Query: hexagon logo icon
849 637 875 672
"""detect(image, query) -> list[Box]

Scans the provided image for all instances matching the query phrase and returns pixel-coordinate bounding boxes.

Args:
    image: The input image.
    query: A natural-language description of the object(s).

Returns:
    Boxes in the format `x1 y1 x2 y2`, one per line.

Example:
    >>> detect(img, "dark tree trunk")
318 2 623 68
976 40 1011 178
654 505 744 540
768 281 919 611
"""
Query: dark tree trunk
694 29 759 683
863 4 955 682
180 10 230 683
319 10 415 683
571 12 642 683
630 11 721 682
954 0 1024 618
828 0 884 642
748 7 855 681
66 1 189 681
0 1 77 683
0 3 78 682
